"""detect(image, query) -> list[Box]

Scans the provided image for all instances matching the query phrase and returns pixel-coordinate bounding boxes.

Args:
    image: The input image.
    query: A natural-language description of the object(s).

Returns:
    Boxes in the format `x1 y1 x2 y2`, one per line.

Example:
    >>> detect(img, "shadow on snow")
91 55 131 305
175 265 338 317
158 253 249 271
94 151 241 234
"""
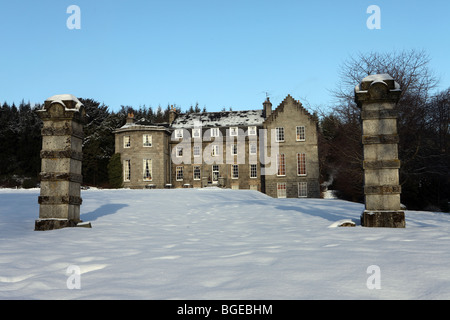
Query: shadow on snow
81 203 129 221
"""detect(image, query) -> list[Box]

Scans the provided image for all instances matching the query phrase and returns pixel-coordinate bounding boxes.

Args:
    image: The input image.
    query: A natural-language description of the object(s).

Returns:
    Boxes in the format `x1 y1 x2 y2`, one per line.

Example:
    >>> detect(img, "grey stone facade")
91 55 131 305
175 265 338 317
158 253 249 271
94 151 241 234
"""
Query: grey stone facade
263 95 320 198
114 117 171 189
114 95 320 198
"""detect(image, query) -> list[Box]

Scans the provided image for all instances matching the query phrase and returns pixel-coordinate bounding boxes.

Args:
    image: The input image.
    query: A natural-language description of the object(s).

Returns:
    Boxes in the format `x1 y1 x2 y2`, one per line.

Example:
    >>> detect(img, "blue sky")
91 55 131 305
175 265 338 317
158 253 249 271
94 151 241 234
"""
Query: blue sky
0 0 449 112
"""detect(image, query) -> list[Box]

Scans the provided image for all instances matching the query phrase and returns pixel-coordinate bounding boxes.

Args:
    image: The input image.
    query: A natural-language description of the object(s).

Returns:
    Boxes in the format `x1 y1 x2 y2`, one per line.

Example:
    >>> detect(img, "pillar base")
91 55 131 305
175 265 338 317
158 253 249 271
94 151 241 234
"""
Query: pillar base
34 219 90 231
361 210 405 228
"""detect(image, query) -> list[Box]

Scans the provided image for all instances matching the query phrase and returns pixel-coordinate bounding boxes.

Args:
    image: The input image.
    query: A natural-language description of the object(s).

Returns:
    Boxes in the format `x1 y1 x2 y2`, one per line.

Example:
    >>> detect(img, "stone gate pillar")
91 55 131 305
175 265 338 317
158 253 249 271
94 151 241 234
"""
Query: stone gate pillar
355 74 405 228
35 94 86 231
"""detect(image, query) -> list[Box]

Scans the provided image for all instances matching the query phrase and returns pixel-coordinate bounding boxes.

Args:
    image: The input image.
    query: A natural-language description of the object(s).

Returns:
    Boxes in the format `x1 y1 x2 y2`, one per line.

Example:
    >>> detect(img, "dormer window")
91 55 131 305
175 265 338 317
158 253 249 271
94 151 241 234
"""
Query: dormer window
211 128 220 137
192 128 201 139
248 126 257 136
175 129 183 139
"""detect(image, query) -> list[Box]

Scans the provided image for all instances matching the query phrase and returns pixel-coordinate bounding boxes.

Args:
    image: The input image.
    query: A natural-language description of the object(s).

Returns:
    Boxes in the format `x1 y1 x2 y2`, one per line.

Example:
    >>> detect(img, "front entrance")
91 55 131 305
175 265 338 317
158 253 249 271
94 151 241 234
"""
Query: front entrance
212 165 219 184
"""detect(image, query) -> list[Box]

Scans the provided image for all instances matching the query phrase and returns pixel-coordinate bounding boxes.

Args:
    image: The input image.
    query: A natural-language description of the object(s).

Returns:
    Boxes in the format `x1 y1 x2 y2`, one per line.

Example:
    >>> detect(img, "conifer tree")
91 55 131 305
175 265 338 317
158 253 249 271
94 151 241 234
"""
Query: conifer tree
107 153 123 188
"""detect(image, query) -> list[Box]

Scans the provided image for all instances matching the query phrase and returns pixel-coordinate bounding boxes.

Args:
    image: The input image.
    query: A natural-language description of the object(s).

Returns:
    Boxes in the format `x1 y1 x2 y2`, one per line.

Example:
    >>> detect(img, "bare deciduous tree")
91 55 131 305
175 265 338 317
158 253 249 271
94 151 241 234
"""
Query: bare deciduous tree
331 49 438 103
320 49 448 210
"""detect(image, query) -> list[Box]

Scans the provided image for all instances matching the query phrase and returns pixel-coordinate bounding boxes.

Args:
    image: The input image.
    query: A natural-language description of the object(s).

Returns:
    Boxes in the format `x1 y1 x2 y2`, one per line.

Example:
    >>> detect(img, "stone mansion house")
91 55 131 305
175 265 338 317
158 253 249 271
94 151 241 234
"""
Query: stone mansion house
114 95 320 198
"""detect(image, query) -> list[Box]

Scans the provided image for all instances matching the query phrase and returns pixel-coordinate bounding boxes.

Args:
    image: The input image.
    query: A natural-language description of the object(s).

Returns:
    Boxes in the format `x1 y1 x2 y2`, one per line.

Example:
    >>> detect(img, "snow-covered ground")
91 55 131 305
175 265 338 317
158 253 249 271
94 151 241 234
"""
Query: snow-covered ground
1 187 450 300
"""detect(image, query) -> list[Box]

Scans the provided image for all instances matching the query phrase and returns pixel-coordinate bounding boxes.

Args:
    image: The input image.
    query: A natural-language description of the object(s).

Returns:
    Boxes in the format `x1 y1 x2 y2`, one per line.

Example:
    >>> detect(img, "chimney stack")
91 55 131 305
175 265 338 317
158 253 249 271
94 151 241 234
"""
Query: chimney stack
126 112 135 124
263 97 272 118
169 105 178 124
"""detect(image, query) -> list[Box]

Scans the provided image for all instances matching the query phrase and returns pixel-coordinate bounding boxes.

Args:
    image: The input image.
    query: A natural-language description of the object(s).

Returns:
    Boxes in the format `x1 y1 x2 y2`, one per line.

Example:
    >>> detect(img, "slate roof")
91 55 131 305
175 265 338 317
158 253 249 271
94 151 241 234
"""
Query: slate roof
171 110 264 129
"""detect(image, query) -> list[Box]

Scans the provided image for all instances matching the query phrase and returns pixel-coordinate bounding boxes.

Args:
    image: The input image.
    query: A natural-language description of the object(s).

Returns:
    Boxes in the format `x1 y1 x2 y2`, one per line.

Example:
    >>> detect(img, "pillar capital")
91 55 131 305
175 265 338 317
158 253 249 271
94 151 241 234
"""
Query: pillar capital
355 74 402 107
37 94 85 122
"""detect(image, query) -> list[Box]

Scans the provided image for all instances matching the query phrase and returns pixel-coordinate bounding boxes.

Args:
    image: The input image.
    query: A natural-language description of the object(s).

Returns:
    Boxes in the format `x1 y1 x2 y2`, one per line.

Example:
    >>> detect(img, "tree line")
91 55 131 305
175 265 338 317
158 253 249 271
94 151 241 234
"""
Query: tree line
0 49 448 211
0 101 187 188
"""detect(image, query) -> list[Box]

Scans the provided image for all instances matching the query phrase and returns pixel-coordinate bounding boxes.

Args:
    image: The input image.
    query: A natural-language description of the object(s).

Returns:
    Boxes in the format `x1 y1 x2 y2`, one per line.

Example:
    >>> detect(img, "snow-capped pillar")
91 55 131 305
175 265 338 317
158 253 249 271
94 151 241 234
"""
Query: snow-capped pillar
355 74 405 228
35 94 88 231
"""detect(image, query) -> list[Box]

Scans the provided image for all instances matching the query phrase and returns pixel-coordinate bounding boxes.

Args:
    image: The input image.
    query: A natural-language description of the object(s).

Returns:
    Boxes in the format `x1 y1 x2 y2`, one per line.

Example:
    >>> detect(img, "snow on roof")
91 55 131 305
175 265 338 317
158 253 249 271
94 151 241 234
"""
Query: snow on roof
116 110 265 131
171 110 264 129
115 120 170 132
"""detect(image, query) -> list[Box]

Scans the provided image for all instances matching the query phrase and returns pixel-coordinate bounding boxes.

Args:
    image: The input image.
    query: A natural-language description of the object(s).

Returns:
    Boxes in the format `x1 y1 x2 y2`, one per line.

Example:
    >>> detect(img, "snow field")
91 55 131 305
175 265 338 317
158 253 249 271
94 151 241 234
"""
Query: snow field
0 188 449 299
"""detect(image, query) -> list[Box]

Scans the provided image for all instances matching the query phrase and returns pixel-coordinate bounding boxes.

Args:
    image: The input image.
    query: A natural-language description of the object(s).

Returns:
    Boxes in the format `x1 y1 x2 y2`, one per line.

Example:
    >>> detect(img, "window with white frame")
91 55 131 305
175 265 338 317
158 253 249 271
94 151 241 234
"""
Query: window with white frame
193 166 201 180
212 145 219 157
192 128 201 139
143 159 152 181
277 183 287 198
229 127 238 136
231 143 238 155
124 136 131 148
248 126 257 136
143 134 152 147
249 142 257 155
212 165 219 183
250 164 257 178
298 182 307 197
276 127 284 142
297 153 307 176
277 154 286 176
176 166 183 181
232 164 239 179
176 146 183 157
175 129 183 139
211 128 220 137
296 126 305 141
193 145 201 157
123 160 131 181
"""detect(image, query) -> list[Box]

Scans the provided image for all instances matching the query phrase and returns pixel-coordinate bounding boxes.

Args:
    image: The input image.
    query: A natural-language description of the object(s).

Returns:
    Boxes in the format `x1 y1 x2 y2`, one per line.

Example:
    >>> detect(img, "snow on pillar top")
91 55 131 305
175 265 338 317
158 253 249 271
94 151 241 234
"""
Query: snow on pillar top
44 94 84 110
354 74 401 108
39 94 85 120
